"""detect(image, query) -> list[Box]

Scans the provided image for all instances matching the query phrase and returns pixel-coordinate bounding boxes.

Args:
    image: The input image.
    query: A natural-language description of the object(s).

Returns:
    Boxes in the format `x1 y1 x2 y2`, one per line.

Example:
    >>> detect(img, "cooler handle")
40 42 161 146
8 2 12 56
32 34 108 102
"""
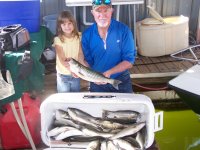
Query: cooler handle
154 111 163 132
83 95 116 99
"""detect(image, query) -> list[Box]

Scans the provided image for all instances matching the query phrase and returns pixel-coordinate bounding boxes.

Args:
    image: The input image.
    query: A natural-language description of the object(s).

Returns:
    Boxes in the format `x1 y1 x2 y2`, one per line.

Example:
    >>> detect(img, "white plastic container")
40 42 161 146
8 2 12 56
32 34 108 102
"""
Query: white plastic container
136 16 189 57
40 93 163 149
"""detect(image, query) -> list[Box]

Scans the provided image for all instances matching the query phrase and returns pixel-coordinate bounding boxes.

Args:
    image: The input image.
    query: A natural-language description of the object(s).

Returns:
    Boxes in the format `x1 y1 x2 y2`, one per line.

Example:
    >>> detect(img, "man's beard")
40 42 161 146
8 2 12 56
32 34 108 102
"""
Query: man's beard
97 19 109 28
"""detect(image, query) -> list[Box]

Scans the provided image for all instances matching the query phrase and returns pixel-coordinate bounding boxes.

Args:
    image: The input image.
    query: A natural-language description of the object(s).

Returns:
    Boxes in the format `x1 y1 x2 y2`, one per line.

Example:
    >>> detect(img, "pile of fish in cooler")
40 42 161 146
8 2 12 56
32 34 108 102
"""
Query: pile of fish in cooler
47 108 147 150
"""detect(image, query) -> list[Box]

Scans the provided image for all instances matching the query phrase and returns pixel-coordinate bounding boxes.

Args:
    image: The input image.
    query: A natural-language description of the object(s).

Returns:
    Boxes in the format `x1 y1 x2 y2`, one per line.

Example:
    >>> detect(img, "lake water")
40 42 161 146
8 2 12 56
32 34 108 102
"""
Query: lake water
155 109 200 150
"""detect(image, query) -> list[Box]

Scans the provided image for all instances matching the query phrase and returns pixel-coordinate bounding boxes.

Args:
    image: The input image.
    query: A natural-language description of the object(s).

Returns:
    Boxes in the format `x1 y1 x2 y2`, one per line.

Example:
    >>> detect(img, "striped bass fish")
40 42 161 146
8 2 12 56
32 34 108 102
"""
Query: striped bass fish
68 58 122 90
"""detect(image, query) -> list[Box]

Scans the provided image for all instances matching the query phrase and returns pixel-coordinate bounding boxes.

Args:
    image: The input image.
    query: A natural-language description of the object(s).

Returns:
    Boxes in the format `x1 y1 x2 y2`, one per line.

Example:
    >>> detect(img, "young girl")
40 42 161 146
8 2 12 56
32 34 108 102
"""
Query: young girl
53 11 84 92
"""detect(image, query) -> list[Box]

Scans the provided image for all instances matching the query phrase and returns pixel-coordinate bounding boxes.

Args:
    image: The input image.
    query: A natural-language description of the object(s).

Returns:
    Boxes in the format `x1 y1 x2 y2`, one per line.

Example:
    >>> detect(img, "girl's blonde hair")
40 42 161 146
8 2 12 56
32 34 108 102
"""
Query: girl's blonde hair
56 11 79 42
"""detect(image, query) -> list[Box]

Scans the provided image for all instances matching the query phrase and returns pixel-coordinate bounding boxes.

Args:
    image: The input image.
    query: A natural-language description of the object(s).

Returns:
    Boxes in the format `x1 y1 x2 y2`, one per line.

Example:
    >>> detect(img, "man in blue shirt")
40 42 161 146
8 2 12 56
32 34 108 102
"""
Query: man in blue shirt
81 0 136 93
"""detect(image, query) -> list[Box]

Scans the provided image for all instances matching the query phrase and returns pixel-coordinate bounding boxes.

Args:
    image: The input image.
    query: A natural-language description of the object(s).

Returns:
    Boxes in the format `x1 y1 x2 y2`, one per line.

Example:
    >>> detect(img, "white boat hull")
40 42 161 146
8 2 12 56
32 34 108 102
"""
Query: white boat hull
168 64 200 114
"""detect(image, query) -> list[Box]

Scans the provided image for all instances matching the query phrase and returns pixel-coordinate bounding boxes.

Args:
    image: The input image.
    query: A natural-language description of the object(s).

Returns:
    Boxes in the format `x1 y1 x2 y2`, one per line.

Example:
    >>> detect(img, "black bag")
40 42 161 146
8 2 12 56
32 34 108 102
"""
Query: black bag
0 24 30 51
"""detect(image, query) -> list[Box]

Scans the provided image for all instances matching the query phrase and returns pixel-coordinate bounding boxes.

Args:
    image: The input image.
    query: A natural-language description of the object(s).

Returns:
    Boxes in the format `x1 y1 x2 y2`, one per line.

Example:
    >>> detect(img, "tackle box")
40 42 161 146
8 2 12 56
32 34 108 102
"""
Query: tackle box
40 93 163 149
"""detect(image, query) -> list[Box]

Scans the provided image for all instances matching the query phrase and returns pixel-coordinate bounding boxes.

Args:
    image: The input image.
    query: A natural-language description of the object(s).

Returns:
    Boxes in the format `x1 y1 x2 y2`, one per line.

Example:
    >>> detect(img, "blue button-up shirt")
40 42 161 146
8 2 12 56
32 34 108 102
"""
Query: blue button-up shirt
82 19 136 78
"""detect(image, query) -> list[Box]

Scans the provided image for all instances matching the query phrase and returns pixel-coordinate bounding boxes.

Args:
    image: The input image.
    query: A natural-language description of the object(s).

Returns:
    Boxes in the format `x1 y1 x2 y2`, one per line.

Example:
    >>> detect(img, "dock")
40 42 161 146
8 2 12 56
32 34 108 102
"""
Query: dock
130 47 199 101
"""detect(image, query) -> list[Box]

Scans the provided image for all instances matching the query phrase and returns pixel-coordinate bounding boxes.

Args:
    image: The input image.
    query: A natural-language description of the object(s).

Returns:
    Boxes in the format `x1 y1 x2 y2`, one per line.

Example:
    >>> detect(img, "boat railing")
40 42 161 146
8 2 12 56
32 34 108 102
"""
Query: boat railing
171 44 200 64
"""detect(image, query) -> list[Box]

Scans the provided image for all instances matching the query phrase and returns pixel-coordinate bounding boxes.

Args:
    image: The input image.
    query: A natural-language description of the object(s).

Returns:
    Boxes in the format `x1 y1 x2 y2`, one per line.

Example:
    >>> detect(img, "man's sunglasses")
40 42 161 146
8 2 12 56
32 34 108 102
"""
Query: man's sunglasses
92 0 111 6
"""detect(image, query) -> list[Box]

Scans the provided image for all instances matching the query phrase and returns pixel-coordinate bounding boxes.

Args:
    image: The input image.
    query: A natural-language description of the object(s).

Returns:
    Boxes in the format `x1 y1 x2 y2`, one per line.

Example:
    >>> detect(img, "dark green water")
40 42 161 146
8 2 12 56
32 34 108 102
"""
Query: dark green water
155 109 200 150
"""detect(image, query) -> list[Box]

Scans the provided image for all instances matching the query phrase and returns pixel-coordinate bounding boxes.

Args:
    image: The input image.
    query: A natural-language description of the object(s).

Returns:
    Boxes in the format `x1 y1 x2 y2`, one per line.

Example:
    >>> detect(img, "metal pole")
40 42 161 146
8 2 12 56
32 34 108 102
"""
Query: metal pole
133 4 137 53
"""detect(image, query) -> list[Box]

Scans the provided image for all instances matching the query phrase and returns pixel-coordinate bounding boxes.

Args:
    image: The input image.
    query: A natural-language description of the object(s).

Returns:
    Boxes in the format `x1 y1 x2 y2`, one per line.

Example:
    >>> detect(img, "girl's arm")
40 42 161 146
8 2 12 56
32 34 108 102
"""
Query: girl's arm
55 44 70 69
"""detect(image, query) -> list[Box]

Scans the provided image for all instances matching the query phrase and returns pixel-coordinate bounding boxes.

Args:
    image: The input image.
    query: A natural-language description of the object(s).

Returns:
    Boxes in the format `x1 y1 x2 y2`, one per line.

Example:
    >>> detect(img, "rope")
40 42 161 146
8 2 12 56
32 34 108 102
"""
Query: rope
133 82 168 91
18 98 37 150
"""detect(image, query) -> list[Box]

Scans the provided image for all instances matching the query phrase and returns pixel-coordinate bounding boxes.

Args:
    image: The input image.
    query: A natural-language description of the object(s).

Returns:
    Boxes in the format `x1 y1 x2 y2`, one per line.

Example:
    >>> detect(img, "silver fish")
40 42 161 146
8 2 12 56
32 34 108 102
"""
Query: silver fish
136 127 147 150
86 140 101 150
113 139 138 150
107 140 119 150
110 122 146 140
123 136 141 149
104 117 137 125
80 126 114 138
55 128 84 140
98 120 127 130
67 108 101 130
54 118 80 129
67 108 125 131
67 108 95 120
47 126 75 137
100 140 107 150
68 58 122 90
102 109 141 123
55 109 70 120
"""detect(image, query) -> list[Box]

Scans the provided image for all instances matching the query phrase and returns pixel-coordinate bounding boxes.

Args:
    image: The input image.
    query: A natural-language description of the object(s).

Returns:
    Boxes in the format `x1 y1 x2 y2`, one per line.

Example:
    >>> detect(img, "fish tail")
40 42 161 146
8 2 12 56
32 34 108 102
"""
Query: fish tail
112 80 122 90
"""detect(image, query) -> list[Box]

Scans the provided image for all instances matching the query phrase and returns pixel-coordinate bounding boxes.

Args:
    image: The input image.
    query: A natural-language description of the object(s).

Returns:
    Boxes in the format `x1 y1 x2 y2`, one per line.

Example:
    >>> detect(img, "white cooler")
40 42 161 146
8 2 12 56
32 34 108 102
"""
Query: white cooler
40 93 163 149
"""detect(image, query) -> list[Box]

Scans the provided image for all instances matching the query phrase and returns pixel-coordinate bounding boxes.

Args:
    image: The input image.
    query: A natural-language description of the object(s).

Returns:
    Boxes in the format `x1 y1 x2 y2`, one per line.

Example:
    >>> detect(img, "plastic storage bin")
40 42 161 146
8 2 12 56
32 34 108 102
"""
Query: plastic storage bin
40 93 163 149
0 0 40 33
43 14 58 35
136 16 189 57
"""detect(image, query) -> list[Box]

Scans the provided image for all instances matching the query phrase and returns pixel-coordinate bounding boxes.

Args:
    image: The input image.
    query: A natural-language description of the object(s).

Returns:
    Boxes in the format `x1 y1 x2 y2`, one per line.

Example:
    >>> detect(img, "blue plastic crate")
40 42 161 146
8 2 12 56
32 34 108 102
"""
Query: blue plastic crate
43 14 58 35
0 0 40 33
